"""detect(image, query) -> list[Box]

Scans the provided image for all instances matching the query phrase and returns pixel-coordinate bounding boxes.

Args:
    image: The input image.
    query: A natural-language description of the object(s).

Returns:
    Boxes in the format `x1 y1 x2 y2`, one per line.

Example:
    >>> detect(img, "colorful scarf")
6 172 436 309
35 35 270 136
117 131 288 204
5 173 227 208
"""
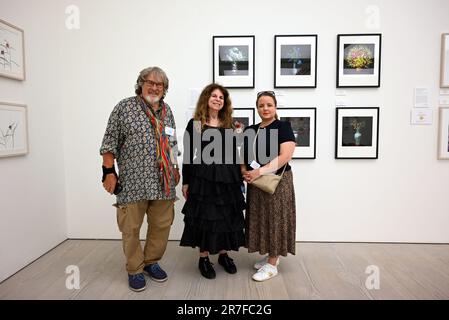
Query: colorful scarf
140 97 174 196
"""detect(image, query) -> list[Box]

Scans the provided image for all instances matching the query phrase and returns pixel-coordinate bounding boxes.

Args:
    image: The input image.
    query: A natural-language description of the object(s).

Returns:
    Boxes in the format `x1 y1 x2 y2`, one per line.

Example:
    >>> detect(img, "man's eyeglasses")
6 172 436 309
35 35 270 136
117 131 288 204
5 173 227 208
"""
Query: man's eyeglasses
143 80 164 89
257 90 275 97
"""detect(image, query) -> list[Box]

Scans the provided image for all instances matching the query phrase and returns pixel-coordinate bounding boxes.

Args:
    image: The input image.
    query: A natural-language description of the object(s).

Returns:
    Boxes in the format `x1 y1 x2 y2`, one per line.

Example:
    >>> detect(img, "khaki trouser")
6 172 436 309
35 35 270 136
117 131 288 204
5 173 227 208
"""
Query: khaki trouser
116 200 175 275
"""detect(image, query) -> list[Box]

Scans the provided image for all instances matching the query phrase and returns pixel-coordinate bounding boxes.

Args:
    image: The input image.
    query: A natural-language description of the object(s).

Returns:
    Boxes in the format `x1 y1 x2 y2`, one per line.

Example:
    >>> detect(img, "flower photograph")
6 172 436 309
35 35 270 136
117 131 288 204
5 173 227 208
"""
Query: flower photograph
279 116 311 147
342 116 373 147
274 35 317 88
280 45 311 76
337 34 381 87
218 45 249 76
277 107 316 159
343 43 375 74
233 117 249 129
213 36 255 88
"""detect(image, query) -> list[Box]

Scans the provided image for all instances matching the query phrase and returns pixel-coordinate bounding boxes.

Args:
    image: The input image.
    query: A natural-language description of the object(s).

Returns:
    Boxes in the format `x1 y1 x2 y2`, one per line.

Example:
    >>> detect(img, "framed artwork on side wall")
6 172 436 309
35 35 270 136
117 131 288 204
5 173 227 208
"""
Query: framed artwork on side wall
440 33 449 88
438 107 449 159
337 34 381 88
0 102 28 157
274 35 317 88
0 19 25 81
277 107 317 159
213 35 255 88
335 107 379 159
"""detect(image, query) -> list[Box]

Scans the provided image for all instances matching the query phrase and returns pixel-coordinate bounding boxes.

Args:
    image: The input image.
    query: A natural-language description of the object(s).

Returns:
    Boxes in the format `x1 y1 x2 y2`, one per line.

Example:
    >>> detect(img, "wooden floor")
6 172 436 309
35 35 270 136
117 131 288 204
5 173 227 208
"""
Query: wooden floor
1 240 449 300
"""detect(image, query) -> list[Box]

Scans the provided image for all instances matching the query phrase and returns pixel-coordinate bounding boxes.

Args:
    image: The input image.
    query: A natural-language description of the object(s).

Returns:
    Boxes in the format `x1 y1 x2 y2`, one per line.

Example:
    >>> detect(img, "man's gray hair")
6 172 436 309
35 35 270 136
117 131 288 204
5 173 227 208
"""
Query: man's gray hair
134 66 169 98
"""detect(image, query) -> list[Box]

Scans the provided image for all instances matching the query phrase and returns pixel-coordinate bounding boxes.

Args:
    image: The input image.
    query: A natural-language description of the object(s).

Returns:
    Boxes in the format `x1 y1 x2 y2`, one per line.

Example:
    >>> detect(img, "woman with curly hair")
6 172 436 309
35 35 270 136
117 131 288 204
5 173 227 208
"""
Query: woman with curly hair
180 83 245 279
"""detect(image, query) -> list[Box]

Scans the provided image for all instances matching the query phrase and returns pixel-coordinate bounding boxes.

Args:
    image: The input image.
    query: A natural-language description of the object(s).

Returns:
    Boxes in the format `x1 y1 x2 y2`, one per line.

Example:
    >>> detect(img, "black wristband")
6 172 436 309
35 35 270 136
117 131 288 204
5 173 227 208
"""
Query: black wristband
102 165 117 182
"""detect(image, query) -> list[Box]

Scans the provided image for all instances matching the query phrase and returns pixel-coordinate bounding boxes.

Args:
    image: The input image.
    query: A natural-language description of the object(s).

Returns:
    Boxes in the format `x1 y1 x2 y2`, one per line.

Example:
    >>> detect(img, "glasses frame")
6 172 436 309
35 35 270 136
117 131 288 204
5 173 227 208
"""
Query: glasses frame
142 79 164 89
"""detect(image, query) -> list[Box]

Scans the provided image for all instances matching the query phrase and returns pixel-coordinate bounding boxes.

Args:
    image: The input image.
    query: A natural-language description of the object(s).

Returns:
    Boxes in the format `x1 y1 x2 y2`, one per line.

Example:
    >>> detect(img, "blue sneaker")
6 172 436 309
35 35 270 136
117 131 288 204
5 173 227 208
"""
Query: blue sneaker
144 263 168 282
128 273 146 292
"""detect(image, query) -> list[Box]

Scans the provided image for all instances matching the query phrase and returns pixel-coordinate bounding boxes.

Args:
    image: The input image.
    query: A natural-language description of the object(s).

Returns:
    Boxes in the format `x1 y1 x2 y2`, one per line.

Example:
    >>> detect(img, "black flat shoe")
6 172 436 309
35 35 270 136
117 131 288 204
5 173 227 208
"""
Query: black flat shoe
218 253 237 274
198 256 216 279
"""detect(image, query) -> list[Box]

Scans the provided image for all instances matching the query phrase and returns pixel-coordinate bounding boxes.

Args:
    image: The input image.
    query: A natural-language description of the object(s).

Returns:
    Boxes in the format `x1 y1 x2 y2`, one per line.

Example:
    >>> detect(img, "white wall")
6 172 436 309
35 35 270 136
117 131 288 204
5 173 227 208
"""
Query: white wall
0 0 67 282
63 0 449 242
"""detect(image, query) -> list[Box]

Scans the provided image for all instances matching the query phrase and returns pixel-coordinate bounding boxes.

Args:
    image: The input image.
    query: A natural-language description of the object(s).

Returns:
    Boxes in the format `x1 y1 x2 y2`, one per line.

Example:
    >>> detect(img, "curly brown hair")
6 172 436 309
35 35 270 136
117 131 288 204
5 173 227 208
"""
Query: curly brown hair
194 83 233 129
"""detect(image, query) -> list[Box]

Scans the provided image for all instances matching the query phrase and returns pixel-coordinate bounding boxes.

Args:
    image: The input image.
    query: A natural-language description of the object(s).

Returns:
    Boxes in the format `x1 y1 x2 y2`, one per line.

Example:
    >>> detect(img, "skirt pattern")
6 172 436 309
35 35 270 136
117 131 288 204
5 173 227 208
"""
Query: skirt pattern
245 170 296 257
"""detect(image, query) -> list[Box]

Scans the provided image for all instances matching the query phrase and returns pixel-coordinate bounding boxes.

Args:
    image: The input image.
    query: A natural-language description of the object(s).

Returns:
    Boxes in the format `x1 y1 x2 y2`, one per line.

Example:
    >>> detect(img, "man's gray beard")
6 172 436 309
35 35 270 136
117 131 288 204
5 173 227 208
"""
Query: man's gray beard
144 95 160 105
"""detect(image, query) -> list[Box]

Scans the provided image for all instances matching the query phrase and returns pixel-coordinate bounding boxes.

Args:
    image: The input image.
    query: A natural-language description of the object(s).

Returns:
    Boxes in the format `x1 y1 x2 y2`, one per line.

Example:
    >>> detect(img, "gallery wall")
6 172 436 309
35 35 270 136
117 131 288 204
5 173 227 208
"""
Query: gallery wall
0 0 67 282
1 0 449 283
61 0 449 242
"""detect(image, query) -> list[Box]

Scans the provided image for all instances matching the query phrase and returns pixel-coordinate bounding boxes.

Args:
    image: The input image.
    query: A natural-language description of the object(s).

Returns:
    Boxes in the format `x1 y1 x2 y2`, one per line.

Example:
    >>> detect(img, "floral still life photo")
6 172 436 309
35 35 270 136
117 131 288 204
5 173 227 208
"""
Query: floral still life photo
277 107 316 159
218 45 249 76
342 117 373 147
274 35 317 88
343 44 375 75
280 45 311 76
213 36 255 88
280 116 311 147
337 34 381 87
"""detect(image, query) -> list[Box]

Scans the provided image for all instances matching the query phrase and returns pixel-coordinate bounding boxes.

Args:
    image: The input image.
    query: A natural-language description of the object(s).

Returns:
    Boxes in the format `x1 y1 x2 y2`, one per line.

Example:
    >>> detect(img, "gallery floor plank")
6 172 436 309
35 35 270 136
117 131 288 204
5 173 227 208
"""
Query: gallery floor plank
1 240 449 300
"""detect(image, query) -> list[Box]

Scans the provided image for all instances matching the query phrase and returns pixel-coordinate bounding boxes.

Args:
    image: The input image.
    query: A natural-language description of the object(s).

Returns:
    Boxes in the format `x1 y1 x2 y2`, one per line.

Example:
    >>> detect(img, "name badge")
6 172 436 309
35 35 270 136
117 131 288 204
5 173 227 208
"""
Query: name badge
250 160 261 169
165 127 175 136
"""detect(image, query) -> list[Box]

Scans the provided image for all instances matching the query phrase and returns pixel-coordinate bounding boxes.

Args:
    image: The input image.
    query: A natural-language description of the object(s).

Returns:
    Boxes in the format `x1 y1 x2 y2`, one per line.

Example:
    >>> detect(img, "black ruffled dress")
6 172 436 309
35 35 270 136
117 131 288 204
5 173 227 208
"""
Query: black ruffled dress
180 119 245 254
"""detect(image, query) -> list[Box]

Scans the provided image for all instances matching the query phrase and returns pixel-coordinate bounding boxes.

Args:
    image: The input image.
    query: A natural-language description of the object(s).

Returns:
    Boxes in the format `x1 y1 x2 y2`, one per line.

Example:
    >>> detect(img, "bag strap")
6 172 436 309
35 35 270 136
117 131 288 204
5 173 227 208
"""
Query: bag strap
253 124 287 177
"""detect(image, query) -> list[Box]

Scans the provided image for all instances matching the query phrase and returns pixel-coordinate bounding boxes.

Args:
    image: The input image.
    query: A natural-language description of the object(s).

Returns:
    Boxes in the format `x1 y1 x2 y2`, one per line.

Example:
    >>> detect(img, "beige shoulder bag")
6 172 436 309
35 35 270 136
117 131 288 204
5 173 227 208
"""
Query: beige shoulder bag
250 125 286 195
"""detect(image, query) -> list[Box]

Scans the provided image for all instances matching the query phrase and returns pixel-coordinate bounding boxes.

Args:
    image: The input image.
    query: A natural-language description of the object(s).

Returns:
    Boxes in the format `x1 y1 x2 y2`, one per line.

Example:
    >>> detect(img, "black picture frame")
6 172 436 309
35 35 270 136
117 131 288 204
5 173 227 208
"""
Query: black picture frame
274 35 317 88
277 107 317 159
335 107 380 159
213 35 255 88
337 34 381 88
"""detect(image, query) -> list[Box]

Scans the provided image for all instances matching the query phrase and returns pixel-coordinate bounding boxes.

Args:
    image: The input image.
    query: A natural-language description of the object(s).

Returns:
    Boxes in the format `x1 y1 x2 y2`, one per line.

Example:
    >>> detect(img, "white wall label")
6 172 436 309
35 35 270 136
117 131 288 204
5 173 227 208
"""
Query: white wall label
411 109 433 125
414 87 430 108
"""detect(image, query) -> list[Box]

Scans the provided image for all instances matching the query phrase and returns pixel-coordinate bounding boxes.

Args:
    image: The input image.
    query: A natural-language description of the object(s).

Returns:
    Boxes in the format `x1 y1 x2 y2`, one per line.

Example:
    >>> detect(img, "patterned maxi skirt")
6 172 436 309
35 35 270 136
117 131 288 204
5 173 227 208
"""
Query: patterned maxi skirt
245 170 296 257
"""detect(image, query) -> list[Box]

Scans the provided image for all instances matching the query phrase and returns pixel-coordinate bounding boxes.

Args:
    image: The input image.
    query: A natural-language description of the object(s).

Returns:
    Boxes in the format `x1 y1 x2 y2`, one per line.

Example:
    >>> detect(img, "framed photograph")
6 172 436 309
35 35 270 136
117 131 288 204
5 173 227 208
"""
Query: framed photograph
274 35 317 88
337 34 381 88
0 19 25 81
213 35 255 88
0 102 28 157
277 107 316 159
440 33 449 88
232 107 255 128
438 107 449 159
335 107 379 159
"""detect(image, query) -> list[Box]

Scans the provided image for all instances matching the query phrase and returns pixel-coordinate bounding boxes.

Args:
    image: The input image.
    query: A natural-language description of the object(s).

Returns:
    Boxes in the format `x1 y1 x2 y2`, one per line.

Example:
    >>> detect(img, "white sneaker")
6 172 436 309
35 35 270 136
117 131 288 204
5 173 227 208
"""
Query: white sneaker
253 256 279 270
252 263 278 282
